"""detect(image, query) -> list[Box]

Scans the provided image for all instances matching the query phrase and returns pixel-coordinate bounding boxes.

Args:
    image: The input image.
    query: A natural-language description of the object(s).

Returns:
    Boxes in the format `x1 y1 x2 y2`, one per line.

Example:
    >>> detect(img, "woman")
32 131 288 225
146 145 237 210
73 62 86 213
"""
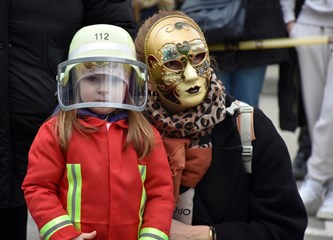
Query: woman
135 10 307 240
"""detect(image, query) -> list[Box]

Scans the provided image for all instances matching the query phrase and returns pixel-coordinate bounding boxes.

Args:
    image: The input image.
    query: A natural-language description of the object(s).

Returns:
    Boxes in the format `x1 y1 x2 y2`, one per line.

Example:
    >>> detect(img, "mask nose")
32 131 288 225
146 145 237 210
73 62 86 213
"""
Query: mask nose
183 63 198 81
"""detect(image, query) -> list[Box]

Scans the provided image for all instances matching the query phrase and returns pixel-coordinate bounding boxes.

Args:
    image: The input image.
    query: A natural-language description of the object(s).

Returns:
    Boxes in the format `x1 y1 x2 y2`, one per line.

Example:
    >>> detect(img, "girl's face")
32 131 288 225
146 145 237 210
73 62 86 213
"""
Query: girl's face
58 59 148 112
73 62 132 115
79 74 127 115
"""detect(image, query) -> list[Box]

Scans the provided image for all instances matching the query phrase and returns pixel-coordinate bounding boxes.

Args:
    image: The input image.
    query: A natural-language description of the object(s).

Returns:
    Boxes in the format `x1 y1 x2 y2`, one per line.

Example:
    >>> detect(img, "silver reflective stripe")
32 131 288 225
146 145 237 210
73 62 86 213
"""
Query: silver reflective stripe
139 233 164 240
44 220 72 239
70 164 78 222
140 194 147 217
140 165 146 180
67 164 82 231
68 42 136 59
137 165 147 237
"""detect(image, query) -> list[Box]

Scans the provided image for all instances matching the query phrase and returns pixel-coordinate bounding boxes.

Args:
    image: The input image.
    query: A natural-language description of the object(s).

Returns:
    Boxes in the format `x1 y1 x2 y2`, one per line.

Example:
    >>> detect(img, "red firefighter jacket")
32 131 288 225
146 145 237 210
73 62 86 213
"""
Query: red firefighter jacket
22 116 174 240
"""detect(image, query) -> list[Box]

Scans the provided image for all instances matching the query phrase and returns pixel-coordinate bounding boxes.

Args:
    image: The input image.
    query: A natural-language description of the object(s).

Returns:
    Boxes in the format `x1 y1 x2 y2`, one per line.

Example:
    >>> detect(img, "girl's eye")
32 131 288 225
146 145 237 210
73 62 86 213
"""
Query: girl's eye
192 52 206 65
85 76 99 82
164 60 183 71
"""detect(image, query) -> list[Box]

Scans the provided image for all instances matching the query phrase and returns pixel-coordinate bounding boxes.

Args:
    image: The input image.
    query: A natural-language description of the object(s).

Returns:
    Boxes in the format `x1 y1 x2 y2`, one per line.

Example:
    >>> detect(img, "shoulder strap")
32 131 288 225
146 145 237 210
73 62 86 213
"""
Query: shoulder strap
226 100 255 173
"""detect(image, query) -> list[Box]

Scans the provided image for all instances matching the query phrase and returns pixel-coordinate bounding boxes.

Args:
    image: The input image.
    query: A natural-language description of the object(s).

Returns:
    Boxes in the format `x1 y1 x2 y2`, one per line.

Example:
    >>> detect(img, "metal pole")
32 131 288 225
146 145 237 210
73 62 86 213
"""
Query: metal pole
209 36 333 51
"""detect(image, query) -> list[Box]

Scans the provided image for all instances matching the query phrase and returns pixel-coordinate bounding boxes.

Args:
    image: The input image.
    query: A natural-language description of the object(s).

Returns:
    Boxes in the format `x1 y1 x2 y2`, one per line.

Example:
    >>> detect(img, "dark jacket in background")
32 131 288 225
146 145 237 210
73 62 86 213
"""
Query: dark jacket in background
0 0 136 208
278 0 306 131
211 0 289 71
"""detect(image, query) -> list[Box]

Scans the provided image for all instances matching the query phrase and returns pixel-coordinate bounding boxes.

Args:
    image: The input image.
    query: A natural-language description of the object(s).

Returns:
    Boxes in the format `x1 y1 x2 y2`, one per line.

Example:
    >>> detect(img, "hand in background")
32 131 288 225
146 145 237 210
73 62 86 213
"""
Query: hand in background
286 21 295 34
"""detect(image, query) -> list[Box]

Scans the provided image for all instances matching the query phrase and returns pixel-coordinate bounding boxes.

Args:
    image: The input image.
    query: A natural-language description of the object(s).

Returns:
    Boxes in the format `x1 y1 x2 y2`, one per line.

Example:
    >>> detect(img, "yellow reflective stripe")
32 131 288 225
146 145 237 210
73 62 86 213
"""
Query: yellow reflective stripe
67 164 82 231
40 215 72 240
139 227 169 240
138 165 147 238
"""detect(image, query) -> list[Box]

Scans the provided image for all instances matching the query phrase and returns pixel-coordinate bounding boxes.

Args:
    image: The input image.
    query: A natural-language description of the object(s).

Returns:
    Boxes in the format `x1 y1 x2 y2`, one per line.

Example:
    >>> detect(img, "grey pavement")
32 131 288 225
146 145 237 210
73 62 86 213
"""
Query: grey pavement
27 64 333 239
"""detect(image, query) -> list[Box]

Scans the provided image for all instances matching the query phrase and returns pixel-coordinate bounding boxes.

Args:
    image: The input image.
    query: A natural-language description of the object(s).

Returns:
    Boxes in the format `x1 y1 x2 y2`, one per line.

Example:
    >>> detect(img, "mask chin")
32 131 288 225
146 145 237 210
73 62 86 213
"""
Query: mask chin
157 80 208 115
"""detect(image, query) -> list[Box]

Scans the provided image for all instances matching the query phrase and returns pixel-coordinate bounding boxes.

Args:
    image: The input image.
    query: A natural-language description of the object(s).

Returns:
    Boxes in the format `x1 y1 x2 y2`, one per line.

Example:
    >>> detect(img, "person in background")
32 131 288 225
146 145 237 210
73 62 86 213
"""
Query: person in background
135 10 307 240
0 1 136 239
22 24 174 240
132 0 176 25
208 0 289 108
278 0 311 181
280 0 333 220
292 125 312 180
174 0 185 10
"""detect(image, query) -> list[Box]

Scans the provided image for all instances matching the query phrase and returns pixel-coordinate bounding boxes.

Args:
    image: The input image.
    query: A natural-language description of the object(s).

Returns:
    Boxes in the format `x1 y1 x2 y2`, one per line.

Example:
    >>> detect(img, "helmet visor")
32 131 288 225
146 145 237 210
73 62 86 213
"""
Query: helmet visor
57 57 148 112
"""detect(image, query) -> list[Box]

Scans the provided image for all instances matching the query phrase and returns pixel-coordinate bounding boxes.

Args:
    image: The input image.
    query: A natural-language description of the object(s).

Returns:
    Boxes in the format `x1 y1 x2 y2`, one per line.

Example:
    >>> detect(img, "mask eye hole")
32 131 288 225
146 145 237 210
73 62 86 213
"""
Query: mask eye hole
192 52 206 66
164 60 183 71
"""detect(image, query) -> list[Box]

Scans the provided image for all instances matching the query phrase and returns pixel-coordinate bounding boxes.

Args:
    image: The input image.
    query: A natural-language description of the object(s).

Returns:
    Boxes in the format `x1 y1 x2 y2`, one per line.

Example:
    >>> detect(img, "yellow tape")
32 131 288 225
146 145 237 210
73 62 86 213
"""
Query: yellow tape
209 36 333 51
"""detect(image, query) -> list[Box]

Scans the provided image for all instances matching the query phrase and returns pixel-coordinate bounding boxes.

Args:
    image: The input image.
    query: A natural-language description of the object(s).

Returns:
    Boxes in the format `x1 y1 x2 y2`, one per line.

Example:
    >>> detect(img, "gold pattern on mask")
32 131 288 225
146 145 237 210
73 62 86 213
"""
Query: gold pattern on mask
144 14 212 113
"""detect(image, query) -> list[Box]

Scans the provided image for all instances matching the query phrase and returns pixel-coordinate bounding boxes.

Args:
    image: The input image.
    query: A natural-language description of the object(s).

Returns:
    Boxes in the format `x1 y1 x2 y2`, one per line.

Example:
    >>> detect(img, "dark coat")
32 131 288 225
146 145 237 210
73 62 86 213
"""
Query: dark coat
278 0 306 131
191 94 307 239
210 0 289 71
0 0 136 208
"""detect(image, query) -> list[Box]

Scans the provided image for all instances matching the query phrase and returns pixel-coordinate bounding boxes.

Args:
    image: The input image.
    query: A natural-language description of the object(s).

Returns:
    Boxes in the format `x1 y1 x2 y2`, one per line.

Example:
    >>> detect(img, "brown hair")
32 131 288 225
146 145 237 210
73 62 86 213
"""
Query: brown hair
134 10 187 63
55 109 155 159
134 10 218 70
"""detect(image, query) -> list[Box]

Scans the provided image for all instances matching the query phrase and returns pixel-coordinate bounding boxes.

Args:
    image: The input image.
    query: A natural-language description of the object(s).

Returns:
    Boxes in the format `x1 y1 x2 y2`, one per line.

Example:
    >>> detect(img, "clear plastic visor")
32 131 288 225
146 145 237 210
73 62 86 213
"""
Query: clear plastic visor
57 57 148 112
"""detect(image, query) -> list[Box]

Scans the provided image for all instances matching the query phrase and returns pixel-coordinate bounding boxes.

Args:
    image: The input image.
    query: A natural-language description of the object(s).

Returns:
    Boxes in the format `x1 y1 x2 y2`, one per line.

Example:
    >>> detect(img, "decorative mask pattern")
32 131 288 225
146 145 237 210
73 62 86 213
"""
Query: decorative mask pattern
145 15 211 113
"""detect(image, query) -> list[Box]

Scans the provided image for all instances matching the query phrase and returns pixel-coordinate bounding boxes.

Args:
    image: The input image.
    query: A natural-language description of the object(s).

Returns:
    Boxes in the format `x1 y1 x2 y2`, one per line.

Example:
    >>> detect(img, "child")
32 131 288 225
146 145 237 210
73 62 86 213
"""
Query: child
22 24 174 240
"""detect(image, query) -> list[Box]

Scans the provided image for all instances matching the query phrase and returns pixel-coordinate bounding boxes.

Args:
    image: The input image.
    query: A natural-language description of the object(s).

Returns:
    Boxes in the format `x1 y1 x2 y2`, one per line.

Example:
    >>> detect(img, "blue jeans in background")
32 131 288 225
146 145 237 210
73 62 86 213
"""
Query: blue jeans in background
216 65 267 107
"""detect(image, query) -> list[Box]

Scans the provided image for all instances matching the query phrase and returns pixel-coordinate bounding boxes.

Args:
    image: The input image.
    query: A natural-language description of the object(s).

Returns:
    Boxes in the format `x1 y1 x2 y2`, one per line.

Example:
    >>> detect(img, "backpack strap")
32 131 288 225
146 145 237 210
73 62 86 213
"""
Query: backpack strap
226 100 256 173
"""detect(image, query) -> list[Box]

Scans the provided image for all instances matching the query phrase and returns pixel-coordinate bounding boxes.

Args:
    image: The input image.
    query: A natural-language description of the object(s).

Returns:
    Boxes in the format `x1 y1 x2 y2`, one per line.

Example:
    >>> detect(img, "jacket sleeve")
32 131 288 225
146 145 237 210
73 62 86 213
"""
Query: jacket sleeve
140 128 175 240
22 119 80 240
214 108 307 240
83 0 137 38
280 0 296 23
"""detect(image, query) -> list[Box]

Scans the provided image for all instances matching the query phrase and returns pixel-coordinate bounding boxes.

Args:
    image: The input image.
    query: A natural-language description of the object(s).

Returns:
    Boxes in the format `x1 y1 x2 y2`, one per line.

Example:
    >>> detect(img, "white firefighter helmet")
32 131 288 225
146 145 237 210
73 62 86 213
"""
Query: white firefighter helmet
57 24 148 112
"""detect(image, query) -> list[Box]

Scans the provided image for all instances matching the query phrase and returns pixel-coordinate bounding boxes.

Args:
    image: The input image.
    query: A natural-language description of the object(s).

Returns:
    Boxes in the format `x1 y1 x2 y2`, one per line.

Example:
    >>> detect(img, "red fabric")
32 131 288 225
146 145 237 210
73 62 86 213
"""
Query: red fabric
22 117 174 240
163 137 212 202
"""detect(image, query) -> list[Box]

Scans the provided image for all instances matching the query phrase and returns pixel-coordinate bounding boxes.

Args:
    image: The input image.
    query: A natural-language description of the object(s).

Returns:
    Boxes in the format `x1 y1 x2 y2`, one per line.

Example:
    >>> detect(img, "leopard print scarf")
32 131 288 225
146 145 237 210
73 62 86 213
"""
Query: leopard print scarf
145 72 226 202
145 72 226 144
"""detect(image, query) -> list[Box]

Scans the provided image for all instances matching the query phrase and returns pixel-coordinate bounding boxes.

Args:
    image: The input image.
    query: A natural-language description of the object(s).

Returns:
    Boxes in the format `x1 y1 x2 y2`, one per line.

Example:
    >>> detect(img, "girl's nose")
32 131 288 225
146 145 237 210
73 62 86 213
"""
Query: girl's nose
98 79 110 93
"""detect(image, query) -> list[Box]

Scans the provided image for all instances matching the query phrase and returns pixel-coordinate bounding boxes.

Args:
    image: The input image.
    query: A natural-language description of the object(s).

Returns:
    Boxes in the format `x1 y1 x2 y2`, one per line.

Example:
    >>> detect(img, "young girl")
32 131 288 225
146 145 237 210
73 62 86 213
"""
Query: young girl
22 24 174 240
